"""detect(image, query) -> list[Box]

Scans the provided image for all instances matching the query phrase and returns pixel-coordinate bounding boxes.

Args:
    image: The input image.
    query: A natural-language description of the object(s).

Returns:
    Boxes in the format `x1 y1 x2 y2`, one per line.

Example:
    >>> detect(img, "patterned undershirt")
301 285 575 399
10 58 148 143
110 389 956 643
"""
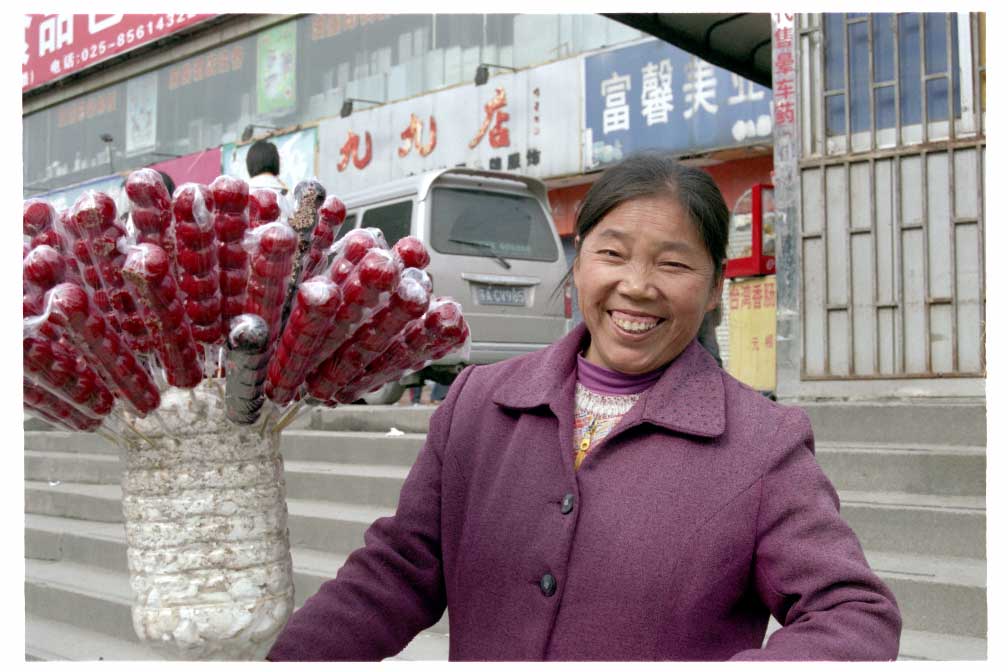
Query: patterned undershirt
572 383 641 470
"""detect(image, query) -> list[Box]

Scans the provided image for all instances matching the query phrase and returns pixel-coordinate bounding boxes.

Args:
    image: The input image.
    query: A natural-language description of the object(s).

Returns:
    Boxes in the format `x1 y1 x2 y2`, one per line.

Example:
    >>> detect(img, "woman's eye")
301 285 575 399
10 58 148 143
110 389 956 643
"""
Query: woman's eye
597 249 621 258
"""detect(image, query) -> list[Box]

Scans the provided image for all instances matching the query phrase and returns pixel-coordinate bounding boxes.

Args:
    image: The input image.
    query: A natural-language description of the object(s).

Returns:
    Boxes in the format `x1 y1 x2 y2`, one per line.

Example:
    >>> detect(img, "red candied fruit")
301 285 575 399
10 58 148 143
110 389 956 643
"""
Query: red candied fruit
24 199 55 236
24 245 67 288
186 295 221 325
340 229 379 264
72 191 117 231
210 175 250 214
219 268 247 294
190 322 222 343
219 241 248 268
124 243 171 281
131 208 172 235
48 282 90 324
357 251 400 292
327 257 354 285
174 218 216 248
392 236 430 270
172 184 215 223
257 224 298 257
249 189 280 226
125 169 172 211
320 196 347 228
180 269 219 297
177 247 216 275
215 212 248 242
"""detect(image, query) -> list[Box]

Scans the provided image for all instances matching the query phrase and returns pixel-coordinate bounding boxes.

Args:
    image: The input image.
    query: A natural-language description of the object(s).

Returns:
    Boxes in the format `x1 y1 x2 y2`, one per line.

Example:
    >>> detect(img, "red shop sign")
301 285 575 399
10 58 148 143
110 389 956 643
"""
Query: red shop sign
23 14 216 93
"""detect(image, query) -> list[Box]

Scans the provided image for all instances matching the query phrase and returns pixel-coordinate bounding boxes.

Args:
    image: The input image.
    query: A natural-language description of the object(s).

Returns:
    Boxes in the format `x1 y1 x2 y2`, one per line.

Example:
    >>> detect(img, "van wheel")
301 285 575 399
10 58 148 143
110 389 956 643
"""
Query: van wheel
360 382 405 405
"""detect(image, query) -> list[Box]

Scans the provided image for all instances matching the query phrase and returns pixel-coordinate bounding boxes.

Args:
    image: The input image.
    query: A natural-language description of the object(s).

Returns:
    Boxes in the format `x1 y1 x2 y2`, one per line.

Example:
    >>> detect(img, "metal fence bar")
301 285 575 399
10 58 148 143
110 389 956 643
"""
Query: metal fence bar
920 150 932 373
946 13 956 142
843 14 852 154
919 13 928 145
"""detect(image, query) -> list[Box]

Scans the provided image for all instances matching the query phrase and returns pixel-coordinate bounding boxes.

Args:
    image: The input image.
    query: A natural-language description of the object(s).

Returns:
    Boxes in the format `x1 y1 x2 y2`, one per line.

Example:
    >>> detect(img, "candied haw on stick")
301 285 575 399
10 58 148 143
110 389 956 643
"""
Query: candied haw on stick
210 175 251 335
171 184 222 344
279 179 326 329
24 378 104 432
303 195 346 279
125 168 176 258
122 243 203 389
306 268 431 402
242 222 297 351
44 282 160 416
69 191 154 354
23 333 115 420
392 236 430 270
265 276 342 405
23 199 67 252
225 313 271 425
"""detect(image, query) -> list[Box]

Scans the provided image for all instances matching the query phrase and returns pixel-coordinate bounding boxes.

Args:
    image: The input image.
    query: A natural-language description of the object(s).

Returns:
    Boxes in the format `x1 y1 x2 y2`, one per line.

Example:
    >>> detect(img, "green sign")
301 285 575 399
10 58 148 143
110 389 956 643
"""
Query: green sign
257 22 297 116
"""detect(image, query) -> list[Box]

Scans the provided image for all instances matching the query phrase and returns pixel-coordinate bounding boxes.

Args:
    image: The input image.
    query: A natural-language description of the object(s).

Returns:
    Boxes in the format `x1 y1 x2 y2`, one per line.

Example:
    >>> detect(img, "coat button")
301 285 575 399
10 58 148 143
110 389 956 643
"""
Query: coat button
540 573 557 597
560 493 575 515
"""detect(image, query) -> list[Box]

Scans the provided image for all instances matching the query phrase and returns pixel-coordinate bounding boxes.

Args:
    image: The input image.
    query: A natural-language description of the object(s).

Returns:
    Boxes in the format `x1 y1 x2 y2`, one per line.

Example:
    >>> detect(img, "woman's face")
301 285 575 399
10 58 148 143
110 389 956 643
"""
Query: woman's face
573 194 723 375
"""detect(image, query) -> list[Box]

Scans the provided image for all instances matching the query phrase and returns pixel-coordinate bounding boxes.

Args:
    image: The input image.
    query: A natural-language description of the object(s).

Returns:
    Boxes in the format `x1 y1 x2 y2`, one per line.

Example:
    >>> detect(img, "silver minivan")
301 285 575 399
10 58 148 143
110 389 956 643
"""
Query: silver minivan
334 168 573 402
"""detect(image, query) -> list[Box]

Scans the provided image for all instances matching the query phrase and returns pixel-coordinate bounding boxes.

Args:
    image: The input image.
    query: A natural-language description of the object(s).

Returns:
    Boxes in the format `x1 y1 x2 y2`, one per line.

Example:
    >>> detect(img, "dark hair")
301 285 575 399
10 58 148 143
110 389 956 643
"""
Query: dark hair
156 170 176 197
246 140 281 177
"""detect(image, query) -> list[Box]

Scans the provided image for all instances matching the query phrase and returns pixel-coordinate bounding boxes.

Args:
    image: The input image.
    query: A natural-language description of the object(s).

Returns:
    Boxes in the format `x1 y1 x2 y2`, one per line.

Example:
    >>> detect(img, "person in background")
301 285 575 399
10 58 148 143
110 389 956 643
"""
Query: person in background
266 152 901 662
246 140 288 195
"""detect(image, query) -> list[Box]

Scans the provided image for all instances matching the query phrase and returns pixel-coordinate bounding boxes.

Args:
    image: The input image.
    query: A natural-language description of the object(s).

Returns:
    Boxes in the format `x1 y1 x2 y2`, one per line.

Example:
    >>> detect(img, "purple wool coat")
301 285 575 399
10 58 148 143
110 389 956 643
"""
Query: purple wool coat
267 323 901 661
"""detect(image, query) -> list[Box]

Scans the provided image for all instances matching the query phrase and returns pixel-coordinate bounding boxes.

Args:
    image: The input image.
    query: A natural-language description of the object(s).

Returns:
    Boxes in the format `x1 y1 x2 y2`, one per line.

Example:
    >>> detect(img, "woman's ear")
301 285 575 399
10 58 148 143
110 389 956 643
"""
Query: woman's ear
706 264 725 312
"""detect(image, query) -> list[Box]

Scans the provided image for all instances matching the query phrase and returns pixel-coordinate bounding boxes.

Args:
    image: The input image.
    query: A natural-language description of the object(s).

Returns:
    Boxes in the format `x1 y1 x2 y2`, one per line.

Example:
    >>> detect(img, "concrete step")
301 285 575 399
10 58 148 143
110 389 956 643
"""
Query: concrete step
898 629 987 661
816 441 986 497
25 480 123 523
800 399 986 446
866 550 986 639
280 430 426 466
307 405 436 434
284 460 411 509
838 490 986 559
25 450 123 485
26 615 162 661
23 430 120 456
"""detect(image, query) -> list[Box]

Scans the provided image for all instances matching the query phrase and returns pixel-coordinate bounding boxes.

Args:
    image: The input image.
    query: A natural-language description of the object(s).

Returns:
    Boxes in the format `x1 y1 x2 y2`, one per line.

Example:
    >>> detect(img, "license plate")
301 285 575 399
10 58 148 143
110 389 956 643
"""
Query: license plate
474 284 527 307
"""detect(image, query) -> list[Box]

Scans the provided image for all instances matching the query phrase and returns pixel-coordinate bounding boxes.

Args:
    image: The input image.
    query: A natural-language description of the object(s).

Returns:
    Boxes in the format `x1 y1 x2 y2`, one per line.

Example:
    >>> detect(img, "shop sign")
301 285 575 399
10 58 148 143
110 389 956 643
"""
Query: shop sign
583 39 772 168
726 275 777 391
316 58 581 193
23 14 215 92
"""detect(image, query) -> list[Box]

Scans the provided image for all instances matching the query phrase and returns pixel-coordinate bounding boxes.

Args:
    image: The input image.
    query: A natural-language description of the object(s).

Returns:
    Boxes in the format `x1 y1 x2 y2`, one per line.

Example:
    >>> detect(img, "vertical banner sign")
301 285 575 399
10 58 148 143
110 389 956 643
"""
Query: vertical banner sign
771 13 801 396
222 127 319 190
257 22 297 116
583 39 772 168
125 71 157 155
727 276 778 391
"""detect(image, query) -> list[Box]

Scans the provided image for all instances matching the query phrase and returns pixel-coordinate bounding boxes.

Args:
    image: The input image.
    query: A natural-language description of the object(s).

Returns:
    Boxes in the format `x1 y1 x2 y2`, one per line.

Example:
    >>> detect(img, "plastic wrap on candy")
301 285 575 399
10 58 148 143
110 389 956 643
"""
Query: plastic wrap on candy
21 173 472 660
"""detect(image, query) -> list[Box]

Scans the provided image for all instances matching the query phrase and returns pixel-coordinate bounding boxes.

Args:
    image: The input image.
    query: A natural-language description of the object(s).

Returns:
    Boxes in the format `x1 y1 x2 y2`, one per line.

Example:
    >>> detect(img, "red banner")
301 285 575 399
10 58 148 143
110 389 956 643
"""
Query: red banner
23 14 215 93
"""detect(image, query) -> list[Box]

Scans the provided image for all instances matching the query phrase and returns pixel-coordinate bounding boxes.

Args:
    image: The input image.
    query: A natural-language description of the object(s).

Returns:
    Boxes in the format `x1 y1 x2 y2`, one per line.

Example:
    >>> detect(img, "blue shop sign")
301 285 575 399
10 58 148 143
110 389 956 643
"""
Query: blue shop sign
584 39 772 168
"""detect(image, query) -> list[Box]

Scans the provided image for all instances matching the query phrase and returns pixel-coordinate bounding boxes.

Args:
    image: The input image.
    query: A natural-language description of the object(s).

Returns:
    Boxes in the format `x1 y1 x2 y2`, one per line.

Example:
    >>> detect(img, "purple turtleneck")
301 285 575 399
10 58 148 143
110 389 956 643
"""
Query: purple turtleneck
576 353 668 395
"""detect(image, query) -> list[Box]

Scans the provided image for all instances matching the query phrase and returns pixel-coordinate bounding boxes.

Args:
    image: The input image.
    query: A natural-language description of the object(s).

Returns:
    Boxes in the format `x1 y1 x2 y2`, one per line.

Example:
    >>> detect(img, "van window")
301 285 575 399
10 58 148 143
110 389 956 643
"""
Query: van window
430 187 559 262
333 213 357 242
361 201 412 245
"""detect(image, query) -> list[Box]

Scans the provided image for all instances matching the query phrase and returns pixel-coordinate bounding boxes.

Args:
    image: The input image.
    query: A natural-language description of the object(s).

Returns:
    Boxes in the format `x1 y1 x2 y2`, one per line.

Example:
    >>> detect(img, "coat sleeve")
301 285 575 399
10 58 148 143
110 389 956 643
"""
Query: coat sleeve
266 365 475 661
729 406 902 661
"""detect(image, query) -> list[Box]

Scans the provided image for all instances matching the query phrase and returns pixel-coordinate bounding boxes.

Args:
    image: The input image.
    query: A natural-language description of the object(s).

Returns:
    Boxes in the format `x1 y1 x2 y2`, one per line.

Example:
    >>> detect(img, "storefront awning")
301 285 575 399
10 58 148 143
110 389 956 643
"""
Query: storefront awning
603 13 772 88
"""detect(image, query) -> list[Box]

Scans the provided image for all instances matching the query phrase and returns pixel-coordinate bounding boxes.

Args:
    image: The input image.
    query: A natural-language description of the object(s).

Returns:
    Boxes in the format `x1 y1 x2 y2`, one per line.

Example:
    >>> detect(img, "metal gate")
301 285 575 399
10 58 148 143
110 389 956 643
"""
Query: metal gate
796 13 985 380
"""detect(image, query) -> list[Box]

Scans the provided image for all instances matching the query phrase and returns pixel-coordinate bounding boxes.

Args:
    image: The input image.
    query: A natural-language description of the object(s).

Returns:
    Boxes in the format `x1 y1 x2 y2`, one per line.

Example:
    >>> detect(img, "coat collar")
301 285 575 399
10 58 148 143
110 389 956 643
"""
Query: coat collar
491 322 726 438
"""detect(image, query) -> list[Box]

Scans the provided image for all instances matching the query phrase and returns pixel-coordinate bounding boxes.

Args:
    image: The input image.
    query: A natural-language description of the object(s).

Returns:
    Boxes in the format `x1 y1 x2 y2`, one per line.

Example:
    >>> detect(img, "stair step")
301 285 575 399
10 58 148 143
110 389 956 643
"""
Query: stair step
23 430 119 455
800 399 986 446
816 441 986 496
837 490 985 559
25 557 135 642
25 615 162 661
308 405 436 434
283 460 411 508
865 550 986 638
898 629 987 661
25 480 123 523
279 430 426 466
25 450 123 485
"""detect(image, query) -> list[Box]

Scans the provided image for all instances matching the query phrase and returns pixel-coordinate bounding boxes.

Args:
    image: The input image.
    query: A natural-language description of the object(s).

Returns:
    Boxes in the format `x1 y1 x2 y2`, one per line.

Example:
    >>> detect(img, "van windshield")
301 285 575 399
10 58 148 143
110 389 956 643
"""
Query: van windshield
430 187 559 262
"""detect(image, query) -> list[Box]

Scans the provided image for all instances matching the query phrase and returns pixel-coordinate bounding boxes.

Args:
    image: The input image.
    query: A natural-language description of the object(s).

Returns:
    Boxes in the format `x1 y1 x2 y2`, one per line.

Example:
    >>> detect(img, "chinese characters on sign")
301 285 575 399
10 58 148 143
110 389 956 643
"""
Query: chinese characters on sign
584 39 773 167
168 45 245 90
727 276 777 391
771 14 799 208
398 114 437 157
469 88 510 149
24 14 215 92
338 131 373 171
56 89 117 129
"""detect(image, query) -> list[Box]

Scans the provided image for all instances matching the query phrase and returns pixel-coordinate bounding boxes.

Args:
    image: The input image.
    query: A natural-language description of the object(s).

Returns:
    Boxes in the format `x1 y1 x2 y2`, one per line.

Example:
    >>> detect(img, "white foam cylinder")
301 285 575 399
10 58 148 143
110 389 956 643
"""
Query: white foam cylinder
120 384 293 660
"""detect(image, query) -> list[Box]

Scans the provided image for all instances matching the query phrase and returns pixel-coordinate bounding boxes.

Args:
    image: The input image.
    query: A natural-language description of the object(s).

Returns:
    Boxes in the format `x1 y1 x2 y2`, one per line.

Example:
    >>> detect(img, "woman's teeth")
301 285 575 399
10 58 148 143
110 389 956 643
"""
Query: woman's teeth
611 313 659 333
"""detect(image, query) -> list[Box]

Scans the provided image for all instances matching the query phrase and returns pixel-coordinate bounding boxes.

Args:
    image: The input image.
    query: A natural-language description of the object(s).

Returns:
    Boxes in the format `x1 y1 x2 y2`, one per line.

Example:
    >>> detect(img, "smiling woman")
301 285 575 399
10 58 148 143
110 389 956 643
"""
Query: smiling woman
267 152 902 662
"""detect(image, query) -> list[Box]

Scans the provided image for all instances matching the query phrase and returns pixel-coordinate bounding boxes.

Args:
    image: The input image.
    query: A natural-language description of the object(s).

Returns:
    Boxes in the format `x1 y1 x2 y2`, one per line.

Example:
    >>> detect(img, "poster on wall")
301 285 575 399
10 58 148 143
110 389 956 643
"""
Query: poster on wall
221 127 318 190
316 58 582 193
256 22 297 116
583 38 773 168
125 72 157 155
726 275 777 392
